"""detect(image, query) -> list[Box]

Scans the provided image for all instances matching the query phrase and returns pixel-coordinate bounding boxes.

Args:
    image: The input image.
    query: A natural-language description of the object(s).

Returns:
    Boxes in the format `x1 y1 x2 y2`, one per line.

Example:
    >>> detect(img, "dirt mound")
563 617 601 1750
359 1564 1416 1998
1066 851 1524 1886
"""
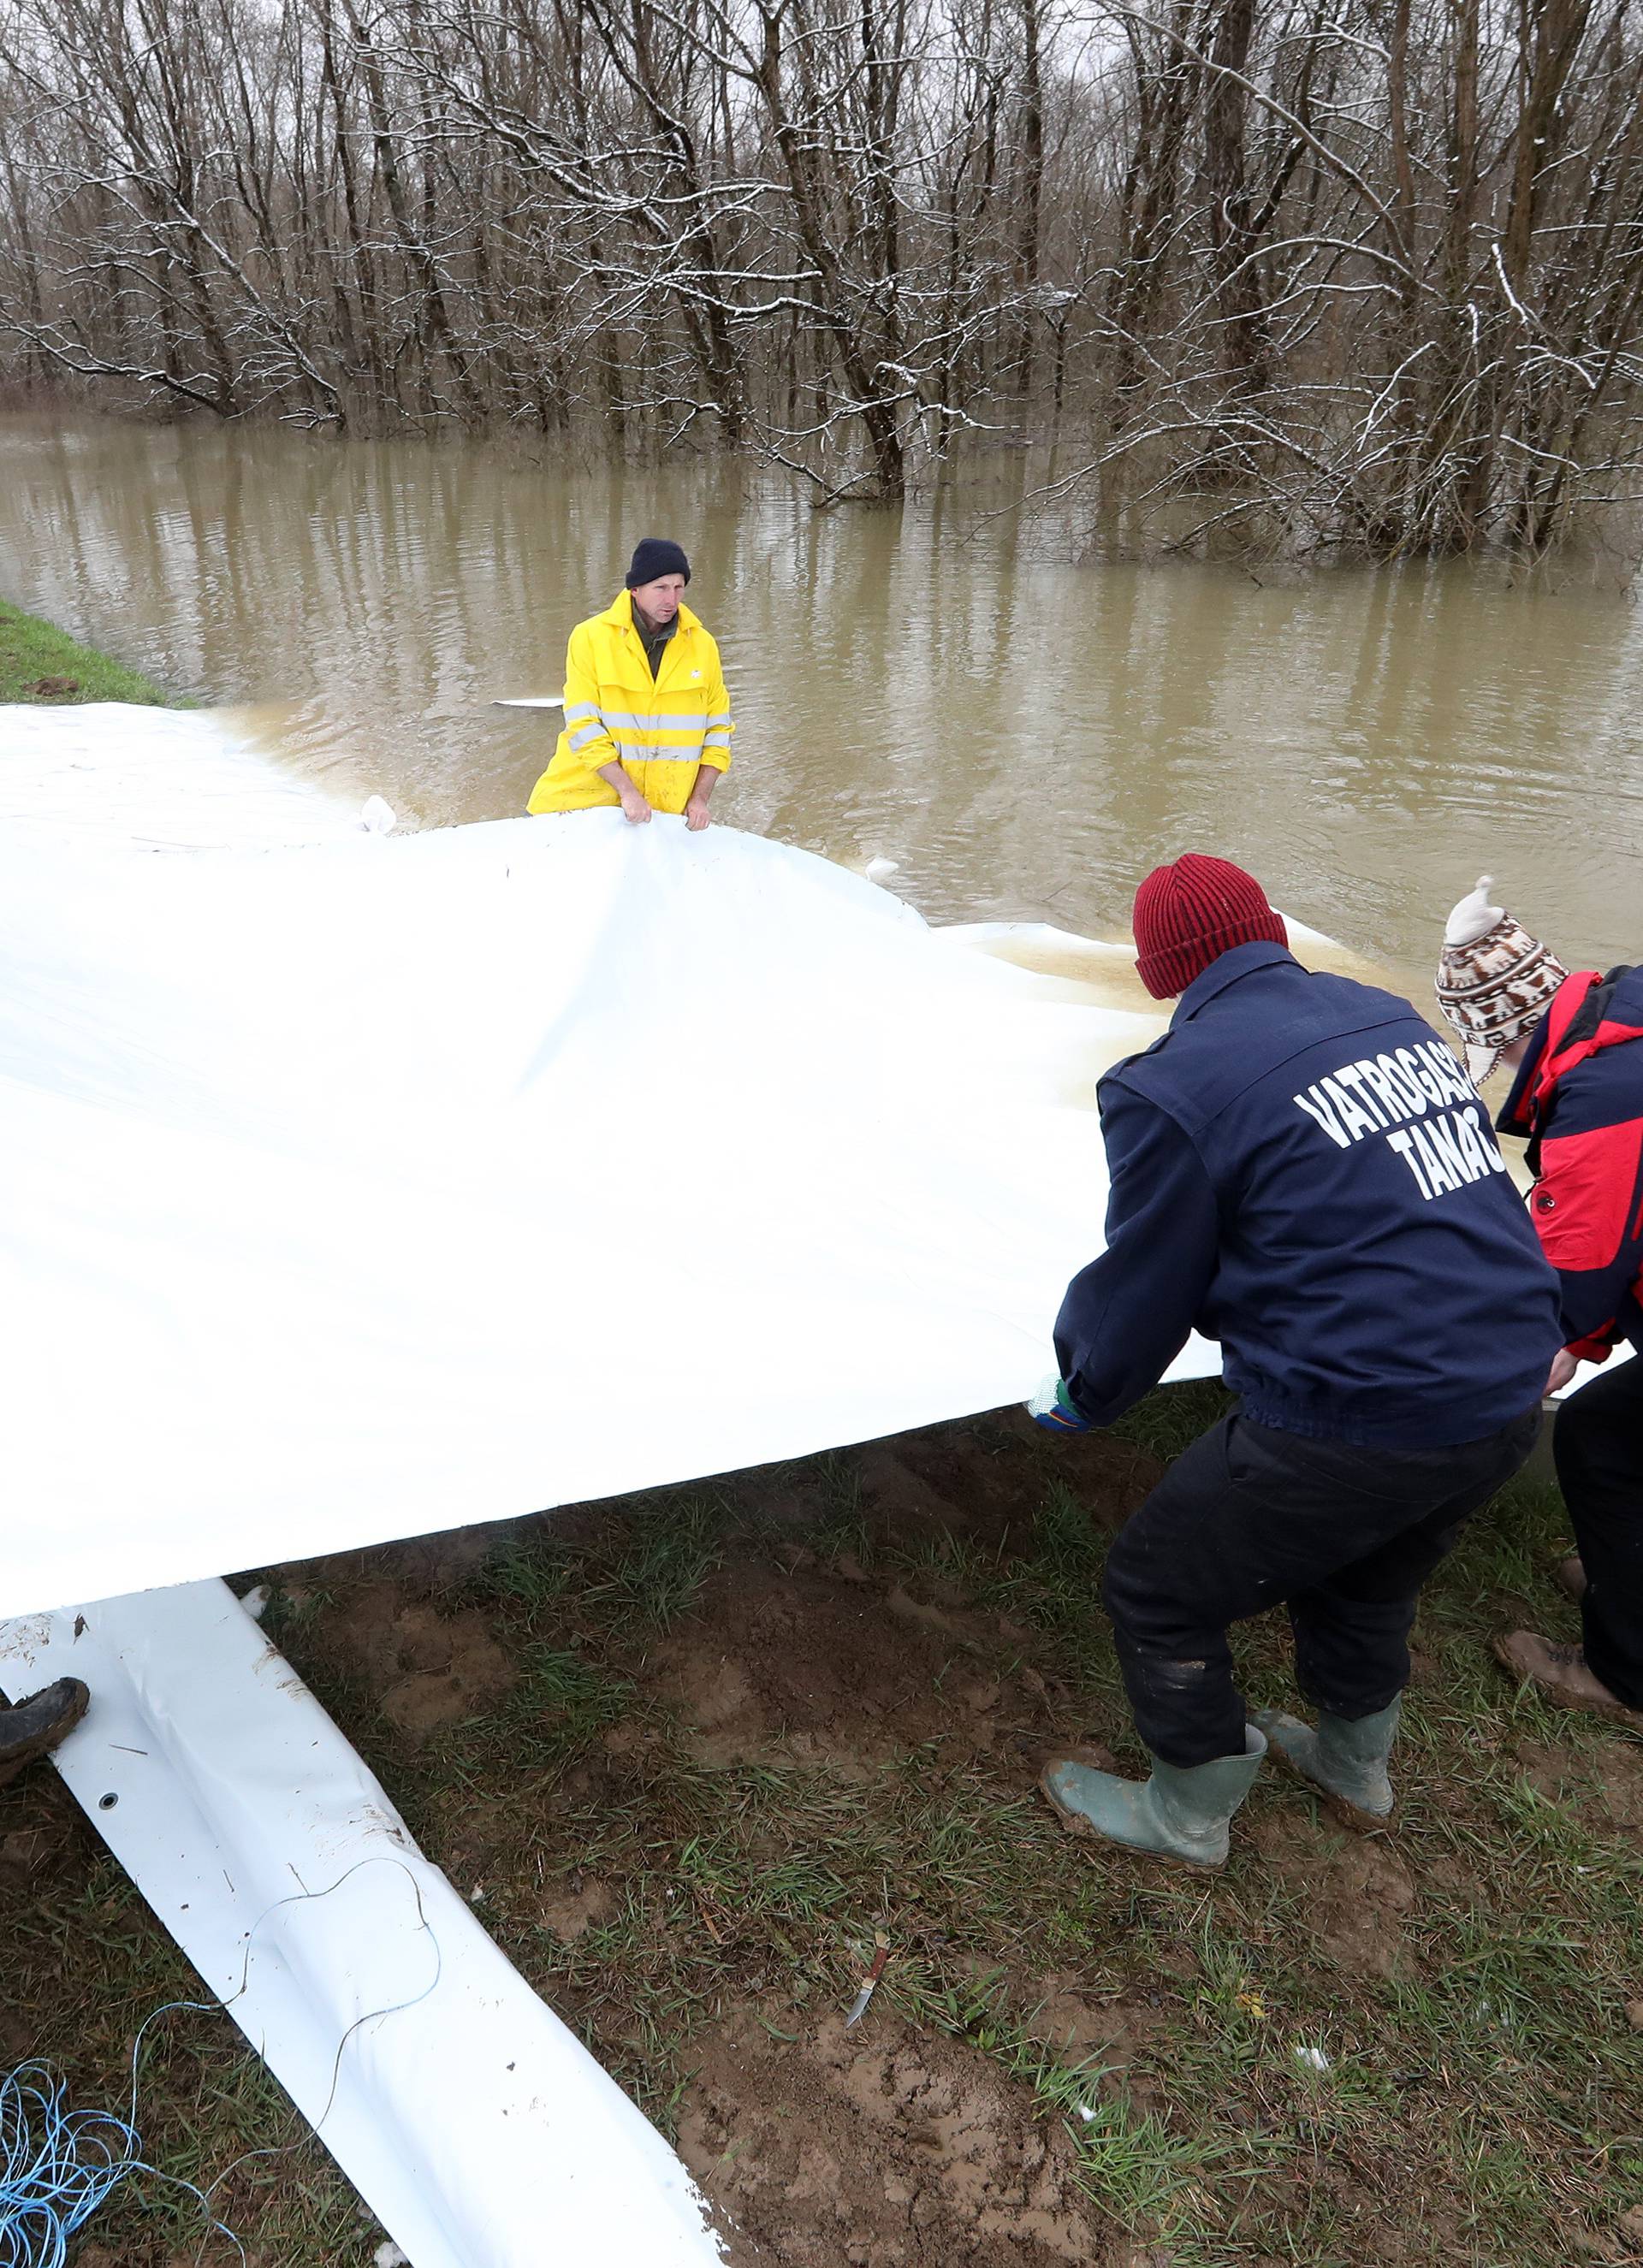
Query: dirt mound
1251 1809 1418 1979
857 1413 1160 1548
678 2004 1118 2265
1511 1732 1643 1831
538 1871 614 1943
312 1579 518 1742
1312 1840 1417 1980
1020 1975 1166 2079
647 1557 1037 1770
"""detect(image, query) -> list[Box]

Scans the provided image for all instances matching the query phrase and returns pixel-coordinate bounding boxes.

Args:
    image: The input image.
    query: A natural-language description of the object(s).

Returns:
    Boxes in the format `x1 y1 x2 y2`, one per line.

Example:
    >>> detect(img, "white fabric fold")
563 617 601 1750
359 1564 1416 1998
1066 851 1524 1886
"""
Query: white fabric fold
0 1582 727 2267
0 711 1219 1619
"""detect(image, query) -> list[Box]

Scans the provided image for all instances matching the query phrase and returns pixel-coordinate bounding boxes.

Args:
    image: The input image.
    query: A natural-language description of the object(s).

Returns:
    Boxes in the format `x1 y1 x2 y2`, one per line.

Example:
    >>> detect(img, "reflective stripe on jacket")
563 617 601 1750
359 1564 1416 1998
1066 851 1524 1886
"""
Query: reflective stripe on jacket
526 592 734 815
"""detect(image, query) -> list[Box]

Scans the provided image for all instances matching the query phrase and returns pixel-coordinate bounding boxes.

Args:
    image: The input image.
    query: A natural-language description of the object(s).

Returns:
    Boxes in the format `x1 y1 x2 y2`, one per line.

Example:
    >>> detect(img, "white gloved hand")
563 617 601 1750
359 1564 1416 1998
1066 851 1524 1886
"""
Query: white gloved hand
1026 1373 1090 1433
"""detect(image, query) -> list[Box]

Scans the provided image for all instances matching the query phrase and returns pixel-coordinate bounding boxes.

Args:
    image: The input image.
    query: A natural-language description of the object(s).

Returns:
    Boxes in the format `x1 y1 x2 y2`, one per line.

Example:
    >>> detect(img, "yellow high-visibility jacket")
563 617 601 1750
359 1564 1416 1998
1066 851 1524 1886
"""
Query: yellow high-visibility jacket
526 592 734 815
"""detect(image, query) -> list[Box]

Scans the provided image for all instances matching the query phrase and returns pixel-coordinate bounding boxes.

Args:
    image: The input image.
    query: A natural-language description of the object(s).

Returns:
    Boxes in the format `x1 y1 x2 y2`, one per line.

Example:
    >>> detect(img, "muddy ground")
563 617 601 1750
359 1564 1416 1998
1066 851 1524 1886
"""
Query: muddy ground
4 1388 1642 2265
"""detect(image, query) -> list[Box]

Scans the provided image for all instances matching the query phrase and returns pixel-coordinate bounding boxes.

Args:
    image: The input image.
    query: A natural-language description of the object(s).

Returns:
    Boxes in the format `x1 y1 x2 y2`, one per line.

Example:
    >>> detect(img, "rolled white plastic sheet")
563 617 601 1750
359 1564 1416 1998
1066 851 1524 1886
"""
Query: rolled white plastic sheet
0 1582 727 2268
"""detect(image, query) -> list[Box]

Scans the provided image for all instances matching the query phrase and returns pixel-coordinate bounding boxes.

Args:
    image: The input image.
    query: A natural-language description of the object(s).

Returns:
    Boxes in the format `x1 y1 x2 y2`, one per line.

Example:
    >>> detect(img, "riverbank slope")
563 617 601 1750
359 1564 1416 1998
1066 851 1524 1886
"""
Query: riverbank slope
3 1392 1634 2267
0 598 173 706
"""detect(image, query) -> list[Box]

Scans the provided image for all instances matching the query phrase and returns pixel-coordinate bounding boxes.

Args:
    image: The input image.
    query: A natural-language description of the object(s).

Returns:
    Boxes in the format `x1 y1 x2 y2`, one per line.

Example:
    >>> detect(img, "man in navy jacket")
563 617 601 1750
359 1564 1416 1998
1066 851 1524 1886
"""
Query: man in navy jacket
1032 855 1562 1870
1434 883 1643 1727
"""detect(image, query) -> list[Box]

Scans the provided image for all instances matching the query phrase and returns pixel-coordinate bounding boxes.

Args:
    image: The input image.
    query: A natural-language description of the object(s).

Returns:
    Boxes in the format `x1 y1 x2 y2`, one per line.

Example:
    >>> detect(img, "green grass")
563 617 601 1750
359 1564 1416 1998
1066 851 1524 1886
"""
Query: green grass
0 597 175 704
0 1846 383 2264
4 1388 1640 2264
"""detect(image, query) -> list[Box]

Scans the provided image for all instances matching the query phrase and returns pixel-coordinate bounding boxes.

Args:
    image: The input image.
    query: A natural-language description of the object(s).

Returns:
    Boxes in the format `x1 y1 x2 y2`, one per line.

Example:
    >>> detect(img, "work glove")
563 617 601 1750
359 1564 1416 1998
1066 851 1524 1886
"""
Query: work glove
1027 1374 1092 1434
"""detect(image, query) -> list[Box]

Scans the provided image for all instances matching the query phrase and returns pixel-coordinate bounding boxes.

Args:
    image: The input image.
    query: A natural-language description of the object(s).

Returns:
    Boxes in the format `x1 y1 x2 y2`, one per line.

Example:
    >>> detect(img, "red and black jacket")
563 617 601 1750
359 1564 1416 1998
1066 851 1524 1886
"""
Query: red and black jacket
1498 965 1643 1359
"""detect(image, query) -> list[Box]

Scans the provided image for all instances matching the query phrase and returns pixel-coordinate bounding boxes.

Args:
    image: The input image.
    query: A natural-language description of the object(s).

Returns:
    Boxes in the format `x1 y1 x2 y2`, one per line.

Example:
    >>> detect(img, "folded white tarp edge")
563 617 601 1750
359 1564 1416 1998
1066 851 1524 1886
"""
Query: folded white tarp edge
0 1582 728 2268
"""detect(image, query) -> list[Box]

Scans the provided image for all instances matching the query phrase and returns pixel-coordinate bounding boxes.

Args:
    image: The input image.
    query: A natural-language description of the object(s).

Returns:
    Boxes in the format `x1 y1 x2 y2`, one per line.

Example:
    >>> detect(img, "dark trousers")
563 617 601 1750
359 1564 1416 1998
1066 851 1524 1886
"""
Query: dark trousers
1555 1358 1643 1710
1102 1406 1542 1767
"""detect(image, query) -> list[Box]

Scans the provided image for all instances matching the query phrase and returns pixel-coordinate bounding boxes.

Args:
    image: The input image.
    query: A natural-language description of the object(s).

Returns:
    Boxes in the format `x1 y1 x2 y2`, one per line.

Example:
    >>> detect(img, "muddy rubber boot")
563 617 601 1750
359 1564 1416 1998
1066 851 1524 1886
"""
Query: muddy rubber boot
0 1679 90 1790
1253 1697 1398 1833
1039 1726 1266 1872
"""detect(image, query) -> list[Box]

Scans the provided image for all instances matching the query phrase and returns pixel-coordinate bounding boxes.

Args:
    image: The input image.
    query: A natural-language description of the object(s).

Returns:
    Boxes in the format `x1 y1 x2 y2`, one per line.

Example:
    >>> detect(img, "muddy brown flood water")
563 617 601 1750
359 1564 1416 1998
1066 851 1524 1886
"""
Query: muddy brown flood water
2 414 1640 998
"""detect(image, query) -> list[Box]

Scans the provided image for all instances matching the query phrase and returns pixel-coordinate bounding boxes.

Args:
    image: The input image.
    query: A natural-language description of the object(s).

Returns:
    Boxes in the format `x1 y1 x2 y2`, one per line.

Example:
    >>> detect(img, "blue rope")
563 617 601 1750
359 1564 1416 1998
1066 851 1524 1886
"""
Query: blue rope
0 1856 442 2266
0 2061 140 2268
0 2049 246 2268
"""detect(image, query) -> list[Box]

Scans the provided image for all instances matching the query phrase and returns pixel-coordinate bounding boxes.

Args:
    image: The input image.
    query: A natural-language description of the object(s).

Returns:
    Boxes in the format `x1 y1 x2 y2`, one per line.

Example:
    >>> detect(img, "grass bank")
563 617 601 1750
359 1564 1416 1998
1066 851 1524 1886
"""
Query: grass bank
0 597 173 705
4 1389 1640 2265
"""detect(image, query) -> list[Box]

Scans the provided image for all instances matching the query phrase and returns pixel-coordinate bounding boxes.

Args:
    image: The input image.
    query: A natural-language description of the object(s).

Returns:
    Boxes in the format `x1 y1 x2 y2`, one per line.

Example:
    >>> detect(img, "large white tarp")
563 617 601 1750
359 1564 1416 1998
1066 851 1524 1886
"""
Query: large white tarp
0 703 1219 1620
0 699 368 850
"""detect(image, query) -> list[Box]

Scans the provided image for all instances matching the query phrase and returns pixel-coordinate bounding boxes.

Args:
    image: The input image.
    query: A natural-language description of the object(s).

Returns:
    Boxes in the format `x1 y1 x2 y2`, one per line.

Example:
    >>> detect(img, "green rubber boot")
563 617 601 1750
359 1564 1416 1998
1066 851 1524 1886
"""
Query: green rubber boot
1253 1697 1399 1833
1038 1726 1267 1872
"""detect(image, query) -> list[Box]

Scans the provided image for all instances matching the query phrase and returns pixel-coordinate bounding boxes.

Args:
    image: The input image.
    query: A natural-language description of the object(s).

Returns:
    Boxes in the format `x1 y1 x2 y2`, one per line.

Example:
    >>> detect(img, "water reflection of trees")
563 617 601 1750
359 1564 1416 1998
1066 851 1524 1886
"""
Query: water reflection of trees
2 0 1641 554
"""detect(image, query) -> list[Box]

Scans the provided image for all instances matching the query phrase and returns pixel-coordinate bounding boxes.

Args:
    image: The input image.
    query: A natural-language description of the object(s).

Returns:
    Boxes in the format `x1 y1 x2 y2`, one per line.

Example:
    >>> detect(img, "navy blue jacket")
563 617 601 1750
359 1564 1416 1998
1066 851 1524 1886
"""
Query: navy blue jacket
1498 964 1643 1357
1054 943 1563 1448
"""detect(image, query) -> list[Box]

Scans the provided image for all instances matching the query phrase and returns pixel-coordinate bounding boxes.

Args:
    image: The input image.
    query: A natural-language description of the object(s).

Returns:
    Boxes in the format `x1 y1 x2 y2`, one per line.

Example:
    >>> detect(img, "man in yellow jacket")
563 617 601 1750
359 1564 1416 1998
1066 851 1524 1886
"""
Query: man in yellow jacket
526 538 733 831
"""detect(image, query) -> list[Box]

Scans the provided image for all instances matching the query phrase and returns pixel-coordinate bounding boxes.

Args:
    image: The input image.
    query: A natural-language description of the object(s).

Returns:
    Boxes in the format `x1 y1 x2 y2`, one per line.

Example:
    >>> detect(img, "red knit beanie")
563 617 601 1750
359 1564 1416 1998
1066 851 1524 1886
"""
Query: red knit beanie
1132 855 1288 1000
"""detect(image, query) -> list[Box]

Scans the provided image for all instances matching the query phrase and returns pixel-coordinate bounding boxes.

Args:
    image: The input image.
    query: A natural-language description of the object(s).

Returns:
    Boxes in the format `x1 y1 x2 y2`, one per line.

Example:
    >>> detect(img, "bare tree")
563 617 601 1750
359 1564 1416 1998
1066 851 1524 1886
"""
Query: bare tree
3 0 1641 548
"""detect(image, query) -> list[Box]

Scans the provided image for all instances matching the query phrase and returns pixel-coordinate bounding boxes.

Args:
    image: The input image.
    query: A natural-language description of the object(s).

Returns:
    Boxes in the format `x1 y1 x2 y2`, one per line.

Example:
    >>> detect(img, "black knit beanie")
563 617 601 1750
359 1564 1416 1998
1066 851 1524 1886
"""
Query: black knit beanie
626 537 691 589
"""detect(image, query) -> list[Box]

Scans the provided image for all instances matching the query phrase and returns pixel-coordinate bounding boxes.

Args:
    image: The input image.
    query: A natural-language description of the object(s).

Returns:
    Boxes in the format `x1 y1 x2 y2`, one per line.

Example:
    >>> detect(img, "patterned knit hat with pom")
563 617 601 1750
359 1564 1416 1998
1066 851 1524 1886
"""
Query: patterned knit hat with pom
1434 875 1567 1085
1131 854 1289 1000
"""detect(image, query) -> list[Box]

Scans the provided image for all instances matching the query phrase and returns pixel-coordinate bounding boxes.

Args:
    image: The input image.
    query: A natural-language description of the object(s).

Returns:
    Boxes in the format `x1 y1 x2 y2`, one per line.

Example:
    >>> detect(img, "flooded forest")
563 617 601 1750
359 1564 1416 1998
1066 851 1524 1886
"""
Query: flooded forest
2 0 1642 550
